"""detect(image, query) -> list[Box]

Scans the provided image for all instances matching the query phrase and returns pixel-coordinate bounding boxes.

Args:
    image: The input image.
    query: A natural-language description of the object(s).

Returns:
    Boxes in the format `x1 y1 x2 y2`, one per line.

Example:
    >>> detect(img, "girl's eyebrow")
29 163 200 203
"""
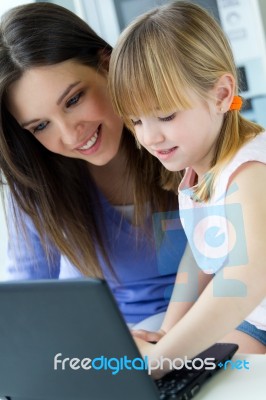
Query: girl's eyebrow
21 81 82 128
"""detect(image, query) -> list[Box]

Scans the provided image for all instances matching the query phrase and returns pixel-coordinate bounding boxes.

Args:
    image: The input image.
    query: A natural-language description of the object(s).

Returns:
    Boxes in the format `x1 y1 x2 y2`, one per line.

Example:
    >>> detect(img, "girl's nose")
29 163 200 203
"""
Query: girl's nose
140 122 165 148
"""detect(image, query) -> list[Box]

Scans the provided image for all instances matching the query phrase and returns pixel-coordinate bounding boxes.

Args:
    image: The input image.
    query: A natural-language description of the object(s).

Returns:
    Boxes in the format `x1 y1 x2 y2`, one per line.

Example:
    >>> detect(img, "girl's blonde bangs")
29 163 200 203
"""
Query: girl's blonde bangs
109 27 192 130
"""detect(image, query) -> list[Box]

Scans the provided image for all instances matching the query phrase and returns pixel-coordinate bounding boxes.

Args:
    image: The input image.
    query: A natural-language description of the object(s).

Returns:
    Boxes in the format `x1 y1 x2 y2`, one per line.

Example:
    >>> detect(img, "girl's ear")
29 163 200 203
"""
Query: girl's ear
214 73 235 113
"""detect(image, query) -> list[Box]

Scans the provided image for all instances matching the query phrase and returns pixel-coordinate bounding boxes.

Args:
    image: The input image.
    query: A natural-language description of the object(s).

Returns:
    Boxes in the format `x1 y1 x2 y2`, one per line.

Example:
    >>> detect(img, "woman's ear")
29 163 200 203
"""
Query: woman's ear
214 73 235 113
98 48 111 74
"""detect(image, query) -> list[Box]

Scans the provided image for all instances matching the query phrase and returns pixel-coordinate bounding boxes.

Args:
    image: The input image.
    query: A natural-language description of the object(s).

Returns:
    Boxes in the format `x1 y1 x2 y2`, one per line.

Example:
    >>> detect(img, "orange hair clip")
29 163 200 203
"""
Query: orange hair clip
230 95 243 111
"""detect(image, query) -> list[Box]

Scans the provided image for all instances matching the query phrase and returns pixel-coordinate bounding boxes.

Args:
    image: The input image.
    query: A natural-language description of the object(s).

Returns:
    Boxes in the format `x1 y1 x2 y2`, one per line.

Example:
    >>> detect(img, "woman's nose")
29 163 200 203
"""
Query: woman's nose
58 119 84 146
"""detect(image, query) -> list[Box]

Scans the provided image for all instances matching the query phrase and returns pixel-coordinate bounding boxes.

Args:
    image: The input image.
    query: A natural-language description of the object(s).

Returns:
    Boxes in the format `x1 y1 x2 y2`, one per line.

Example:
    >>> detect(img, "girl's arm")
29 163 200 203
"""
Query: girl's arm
132 243 212 341
160 243 213 333
136 162 266 378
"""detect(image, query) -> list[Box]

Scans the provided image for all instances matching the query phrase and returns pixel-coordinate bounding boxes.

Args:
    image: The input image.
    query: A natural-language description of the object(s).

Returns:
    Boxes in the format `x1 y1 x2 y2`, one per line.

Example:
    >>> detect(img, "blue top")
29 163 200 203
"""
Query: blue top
5 193 187 323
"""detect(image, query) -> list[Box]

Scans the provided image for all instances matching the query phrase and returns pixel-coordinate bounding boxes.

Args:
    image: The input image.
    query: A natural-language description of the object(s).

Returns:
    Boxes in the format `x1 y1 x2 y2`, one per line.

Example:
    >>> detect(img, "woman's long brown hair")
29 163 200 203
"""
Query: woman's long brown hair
0 2 180 277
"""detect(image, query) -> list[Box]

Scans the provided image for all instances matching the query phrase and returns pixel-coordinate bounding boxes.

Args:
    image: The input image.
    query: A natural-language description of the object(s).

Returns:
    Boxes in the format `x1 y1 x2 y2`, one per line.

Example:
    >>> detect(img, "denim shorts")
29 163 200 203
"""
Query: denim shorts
236 321 266 346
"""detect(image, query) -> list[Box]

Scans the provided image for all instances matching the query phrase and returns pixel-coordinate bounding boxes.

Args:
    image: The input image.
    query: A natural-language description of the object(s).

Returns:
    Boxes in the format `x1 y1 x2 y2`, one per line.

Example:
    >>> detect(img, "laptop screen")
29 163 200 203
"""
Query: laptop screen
0 279 159 400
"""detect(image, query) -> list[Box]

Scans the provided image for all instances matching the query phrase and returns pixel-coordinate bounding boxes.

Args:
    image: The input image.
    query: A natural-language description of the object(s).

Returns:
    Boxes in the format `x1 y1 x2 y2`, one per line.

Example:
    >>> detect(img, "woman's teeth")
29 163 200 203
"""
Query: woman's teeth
78 129 99 150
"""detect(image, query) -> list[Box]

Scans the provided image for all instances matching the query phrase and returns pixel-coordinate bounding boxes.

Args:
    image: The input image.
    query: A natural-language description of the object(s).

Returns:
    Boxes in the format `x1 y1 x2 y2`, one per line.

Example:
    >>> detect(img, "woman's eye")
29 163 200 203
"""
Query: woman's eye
66 92 83 108
32 121 49 134
131 119 142 126
159 113 176 122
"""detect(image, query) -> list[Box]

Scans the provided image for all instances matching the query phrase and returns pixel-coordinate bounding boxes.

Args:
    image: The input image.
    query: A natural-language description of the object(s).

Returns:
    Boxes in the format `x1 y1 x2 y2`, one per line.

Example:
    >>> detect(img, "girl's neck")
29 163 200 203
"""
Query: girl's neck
88 149 134 205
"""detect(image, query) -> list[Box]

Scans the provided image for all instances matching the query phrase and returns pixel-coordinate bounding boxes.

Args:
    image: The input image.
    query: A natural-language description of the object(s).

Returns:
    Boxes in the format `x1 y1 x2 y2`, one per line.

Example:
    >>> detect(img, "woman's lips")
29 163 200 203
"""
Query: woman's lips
76 125 102 155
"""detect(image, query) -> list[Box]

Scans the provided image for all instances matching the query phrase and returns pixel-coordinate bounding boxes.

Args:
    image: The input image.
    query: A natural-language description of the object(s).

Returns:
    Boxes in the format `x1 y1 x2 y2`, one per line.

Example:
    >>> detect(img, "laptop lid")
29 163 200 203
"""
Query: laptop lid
0 278 160 400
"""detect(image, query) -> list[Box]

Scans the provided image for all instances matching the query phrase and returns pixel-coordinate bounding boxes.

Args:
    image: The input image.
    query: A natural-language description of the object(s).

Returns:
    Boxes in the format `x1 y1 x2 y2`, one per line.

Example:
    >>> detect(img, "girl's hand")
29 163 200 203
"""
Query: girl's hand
132 336 169 379
131 328 166 343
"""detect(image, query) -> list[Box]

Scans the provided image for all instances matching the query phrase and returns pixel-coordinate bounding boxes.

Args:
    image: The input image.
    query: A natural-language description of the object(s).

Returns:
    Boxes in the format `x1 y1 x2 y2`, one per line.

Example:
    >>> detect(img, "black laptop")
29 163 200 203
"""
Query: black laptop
0 279 238 400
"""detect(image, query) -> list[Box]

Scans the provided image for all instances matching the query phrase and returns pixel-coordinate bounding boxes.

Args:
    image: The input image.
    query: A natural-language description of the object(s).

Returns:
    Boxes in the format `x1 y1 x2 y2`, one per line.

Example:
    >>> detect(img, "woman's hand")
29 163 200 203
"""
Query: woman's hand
131 328 166 343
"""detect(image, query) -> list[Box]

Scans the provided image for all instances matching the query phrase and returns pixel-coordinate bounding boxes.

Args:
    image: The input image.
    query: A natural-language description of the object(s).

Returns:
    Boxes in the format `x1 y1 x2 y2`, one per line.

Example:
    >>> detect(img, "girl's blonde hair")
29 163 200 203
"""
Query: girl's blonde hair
109 1 263 201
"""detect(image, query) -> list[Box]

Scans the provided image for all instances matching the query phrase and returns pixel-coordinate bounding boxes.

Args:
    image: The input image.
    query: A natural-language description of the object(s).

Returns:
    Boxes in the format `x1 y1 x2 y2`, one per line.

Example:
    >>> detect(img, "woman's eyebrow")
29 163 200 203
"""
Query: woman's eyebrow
21 118 40 128
56 81 81 105
20 81 82 128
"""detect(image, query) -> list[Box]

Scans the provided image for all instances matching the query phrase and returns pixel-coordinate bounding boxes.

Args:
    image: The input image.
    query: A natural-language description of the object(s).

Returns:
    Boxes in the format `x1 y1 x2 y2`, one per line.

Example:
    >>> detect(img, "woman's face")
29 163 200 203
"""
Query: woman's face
7 60 123 166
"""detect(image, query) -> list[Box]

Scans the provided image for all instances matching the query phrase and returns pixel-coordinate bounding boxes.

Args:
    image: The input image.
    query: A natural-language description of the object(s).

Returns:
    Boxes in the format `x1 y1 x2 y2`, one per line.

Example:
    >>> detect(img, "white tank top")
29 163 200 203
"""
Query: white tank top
178 132 266 330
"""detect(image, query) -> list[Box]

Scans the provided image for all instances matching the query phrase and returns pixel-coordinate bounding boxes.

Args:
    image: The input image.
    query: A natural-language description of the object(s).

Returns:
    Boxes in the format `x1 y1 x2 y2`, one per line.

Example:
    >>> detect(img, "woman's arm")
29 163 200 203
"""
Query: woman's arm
136 162 266 377
4 204 60 280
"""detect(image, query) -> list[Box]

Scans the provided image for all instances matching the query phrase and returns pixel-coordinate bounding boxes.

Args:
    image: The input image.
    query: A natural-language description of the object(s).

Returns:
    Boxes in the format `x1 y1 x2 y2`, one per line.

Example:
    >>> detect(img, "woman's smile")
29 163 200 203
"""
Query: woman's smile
7 60 123 166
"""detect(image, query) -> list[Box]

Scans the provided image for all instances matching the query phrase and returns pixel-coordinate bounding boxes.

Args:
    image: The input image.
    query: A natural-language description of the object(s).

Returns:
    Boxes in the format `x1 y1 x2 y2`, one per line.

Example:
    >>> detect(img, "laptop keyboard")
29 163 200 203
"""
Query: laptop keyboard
153 342 239 400
155 368 202 400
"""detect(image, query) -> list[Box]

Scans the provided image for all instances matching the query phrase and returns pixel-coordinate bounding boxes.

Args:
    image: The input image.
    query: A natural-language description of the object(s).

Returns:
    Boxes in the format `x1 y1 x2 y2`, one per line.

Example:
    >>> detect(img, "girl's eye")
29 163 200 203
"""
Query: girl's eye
32 121 49 134
66 91 83 108
131 119 142 126
158 113 176 122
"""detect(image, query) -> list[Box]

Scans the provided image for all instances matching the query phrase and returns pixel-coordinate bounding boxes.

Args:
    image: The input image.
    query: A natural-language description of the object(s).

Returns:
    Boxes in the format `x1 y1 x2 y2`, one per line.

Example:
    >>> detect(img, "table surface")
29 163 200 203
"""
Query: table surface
194 353 266 399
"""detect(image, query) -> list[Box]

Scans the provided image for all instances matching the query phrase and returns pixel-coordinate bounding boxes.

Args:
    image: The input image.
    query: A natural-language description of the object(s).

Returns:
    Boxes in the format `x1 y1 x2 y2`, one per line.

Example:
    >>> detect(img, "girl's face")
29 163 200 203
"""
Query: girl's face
131 92 224 179
7 60 123 166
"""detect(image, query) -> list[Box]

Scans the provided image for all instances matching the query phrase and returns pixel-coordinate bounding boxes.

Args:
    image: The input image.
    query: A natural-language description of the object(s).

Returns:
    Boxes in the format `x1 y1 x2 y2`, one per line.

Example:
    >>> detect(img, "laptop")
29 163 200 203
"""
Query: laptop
0 278 238 400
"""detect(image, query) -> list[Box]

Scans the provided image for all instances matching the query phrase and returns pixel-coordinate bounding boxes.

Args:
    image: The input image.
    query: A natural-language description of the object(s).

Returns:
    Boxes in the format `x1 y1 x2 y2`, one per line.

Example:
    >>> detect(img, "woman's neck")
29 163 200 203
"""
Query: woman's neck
88 149 134 205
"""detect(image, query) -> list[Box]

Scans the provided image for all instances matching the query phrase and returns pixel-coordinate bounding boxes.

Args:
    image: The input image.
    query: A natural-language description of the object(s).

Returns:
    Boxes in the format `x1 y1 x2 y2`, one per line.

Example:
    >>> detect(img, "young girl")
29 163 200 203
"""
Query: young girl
0 2 187 327
109 1 266 375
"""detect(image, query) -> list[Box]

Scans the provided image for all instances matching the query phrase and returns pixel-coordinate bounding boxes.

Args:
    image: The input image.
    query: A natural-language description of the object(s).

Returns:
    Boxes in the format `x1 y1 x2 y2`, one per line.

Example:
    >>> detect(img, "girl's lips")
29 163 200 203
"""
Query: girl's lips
154 146 178 161
76 125 102 155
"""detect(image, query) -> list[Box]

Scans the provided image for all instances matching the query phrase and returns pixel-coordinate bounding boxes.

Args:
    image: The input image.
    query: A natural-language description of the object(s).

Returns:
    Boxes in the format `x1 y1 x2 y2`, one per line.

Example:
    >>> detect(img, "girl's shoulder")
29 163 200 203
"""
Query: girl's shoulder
228 131 266 172
214 132 266 202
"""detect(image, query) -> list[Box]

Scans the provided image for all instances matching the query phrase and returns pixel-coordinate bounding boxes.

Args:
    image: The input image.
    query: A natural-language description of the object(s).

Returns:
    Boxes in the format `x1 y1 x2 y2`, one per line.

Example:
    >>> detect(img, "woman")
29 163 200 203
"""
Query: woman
0 2 186 326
